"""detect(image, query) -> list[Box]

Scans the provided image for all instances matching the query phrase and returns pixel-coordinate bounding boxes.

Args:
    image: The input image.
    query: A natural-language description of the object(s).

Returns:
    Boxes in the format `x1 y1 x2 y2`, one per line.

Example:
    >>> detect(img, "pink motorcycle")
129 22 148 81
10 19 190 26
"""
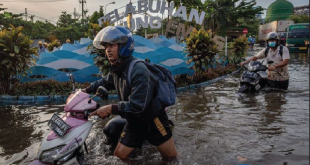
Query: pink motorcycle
29 74 108 165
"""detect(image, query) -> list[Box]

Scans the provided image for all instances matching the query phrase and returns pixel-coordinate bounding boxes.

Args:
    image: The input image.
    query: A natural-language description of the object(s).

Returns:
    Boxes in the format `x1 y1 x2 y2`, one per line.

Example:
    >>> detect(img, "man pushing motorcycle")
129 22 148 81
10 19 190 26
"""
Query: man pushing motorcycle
82 26 178 161
240 32 290 90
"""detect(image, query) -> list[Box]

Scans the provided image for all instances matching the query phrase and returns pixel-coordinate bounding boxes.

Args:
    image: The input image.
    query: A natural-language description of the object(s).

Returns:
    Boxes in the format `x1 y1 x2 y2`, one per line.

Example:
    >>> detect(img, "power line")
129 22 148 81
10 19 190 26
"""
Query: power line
47 12 75 20
26 13 58 24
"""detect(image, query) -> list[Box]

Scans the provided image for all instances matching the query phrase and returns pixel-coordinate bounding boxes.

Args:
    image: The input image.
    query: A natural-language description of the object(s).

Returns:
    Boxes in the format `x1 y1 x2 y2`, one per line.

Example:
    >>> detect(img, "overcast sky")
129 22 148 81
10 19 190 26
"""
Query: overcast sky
1 0 308 24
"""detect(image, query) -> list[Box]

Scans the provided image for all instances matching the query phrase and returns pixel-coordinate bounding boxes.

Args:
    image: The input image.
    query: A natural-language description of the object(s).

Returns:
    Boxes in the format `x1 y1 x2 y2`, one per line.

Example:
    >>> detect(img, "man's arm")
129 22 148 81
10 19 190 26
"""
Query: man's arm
82 72 115 94
112 62 155 119
240 48 265 66
245 56 258 63
269 46 290 71
275 59 289 68
269 59 289 71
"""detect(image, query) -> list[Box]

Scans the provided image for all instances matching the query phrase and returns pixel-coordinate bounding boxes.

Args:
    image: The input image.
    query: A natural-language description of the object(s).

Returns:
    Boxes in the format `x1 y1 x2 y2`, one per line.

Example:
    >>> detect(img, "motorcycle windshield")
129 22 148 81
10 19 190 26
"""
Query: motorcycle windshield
64 91 90 111
248 61 262 71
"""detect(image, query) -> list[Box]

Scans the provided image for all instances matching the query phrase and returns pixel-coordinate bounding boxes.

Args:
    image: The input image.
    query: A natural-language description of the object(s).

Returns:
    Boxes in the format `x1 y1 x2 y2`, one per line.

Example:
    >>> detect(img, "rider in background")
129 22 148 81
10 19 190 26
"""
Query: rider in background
250 35 256 50
240 32 290 90
247 35 252 47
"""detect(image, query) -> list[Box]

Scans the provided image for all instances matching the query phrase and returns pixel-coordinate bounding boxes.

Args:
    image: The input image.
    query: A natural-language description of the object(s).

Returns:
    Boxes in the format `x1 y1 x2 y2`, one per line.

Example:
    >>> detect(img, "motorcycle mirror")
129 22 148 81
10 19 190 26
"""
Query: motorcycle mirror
267 61 274 64
97 86 108 96
69 73 75 83
69 73 75 92
88 86 109 103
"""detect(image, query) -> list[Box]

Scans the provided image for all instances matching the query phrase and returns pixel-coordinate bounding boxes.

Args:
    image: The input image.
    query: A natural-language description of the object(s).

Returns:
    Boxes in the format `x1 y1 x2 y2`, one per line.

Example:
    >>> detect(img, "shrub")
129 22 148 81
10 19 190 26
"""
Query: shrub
219 35 249 66
185 28 220 77
0 24 38 94
47 39 61 52
174 63 238 88
175 74 194 88
231 35 249 64
6 79 90 96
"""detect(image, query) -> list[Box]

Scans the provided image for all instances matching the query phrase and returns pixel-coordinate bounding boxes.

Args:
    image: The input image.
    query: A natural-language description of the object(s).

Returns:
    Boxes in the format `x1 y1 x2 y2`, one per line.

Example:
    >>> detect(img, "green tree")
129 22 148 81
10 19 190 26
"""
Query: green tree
89 11 100 24
99 6 104 17
236 17 261 37
203 0 263 35
49 26 86 43
57 12 78 28
288 15 309 23
0 9 89 43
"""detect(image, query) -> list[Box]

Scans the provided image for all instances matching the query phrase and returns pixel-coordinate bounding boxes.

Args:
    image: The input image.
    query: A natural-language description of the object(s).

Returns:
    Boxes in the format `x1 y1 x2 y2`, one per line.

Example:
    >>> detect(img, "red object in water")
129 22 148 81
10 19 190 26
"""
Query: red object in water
243 28 248 34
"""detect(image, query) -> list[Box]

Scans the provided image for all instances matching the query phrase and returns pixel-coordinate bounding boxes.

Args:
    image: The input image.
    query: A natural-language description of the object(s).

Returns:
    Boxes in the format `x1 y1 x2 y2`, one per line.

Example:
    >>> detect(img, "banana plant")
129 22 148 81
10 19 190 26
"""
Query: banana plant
185 28 220 77
0 24 38 94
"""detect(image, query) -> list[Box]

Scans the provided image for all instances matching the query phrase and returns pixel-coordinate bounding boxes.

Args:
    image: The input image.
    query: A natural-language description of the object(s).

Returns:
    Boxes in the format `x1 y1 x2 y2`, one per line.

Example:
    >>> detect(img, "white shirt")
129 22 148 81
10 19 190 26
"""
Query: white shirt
255 46 290 81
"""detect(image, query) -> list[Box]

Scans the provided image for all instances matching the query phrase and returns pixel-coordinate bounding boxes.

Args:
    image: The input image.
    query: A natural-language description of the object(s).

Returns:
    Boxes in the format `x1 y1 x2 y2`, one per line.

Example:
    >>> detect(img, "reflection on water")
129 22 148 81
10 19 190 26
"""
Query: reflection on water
0 51 308 165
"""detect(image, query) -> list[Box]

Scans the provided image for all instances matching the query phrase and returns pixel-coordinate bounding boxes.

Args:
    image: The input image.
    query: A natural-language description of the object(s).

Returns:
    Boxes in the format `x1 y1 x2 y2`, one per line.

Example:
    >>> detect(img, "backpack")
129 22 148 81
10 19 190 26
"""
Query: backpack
265 45 283 57
127 59 177 108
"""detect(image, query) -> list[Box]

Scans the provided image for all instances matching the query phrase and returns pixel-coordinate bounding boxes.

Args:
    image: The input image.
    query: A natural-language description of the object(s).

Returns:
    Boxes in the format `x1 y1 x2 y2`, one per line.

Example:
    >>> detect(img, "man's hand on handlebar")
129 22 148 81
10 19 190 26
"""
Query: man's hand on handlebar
89 105 112 119
240 61 246 66
268 65 276 71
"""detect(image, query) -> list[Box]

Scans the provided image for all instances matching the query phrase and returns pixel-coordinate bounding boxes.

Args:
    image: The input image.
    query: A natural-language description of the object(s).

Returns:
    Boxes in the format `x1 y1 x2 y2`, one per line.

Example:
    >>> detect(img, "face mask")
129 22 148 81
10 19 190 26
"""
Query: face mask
268 42 276 47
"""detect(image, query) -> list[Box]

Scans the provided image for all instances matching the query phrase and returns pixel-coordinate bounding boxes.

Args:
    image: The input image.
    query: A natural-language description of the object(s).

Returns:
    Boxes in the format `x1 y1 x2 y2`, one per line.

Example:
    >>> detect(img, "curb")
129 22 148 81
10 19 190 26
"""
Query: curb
177 68 240 92
0 69 240 105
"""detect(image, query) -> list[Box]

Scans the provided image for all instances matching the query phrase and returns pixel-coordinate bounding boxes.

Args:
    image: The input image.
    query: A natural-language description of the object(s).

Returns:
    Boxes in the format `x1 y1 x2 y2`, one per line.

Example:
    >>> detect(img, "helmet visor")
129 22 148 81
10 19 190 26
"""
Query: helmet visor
93 26 129 49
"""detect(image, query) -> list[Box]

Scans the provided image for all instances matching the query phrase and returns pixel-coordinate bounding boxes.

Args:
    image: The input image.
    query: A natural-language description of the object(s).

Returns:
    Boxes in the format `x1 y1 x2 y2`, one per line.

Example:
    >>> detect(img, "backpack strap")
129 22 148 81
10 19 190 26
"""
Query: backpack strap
279 45 283 57
127 59 144 88
265 45 283 57
264 47 270 57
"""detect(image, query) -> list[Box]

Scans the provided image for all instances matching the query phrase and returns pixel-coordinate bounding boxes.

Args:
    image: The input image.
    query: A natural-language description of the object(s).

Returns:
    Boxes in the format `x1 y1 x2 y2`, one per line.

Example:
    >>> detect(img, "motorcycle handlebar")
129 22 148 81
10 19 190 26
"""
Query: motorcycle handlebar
240 63 248 69
84 104 101 119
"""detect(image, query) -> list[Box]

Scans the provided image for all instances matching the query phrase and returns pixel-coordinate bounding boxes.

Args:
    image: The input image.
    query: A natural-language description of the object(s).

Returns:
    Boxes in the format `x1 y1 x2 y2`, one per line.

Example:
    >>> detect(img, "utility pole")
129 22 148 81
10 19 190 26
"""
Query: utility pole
74 8 76 19
25 8 27 21
79 0 86 20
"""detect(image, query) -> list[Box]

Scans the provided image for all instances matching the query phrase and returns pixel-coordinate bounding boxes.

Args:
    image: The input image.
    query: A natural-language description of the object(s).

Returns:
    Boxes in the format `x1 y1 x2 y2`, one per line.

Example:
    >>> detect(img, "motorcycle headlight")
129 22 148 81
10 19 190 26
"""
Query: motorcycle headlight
57 151 75 164
248 65 258 71
39 145 64 163
57 141 80 163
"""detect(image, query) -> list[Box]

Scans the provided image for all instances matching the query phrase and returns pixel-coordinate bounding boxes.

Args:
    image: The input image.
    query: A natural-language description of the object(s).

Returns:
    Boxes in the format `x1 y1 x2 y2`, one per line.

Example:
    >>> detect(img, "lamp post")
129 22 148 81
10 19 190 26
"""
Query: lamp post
105 2 115 15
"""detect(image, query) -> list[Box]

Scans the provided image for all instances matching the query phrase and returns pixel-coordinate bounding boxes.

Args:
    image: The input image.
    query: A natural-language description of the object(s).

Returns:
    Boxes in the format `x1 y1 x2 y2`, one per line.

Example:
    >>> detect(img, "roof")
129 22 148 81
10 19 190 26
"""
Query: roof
265 0 294 22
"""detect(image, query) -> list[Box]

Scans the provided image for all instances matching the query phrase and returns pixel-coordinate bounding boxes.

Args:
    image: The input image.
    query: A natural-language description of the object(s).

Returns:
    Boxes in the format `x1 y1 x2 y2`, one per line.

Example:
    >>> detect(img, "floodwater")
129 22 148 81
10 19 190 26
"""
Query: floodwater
0 48 309 165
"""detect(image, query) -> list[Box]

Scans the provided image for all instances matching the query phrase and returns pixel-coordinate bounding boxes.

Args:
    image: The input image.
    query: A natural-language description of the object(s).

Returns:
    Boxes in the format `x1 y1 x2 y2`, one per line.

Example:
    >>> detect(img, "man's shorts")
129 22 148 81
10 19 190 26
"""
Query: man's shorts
268 80 289 90
119 110 173 148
